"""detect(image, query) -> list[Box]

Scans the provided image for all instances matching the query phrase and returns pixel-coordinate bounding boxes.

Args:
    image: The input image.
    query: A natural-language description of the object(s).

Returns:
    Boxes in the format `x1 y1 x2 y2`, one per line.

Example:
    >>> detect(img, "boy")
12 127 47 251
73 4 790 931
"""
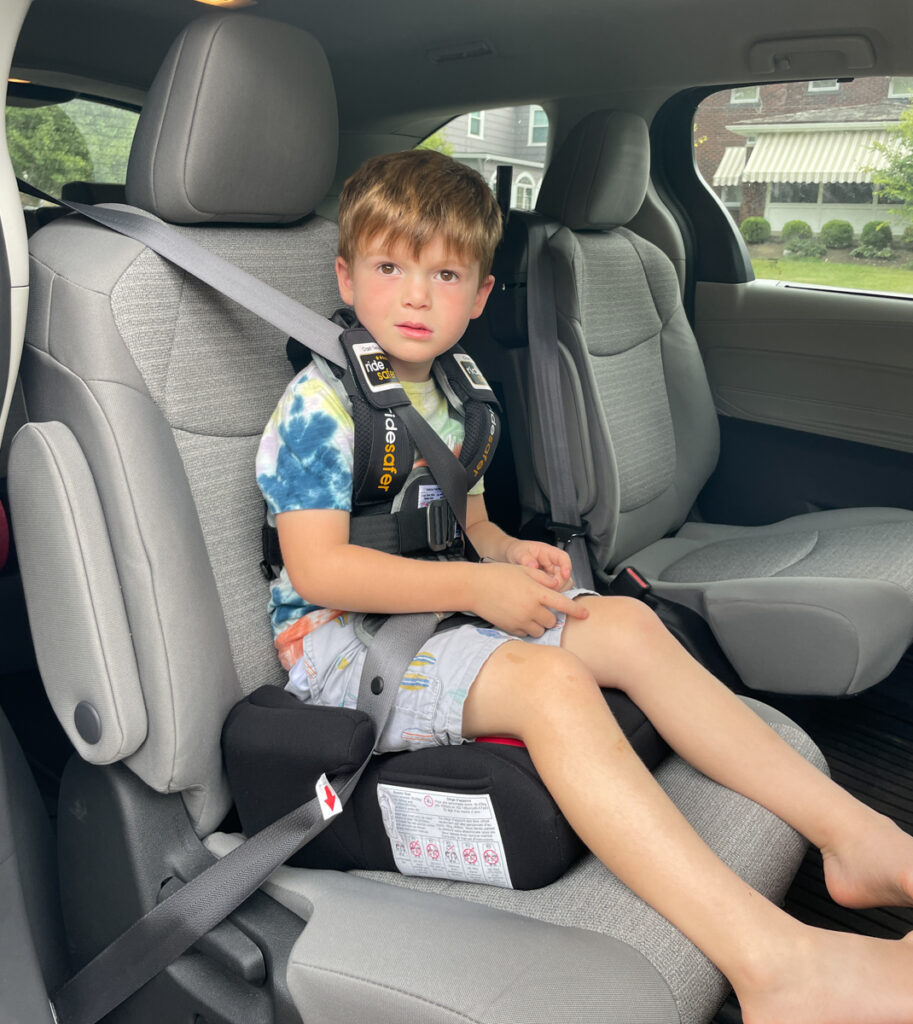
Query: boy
258 149 913 1024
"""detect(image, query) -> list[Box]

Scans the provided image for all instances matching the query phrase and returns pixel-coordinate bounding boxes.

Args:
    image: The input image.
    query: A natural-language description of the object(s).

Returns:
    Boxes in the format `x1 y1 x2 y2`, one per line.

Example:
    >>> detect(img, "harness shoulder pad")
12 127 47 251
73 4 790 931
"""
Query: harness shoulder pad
436 346 499 407
341 326 412 411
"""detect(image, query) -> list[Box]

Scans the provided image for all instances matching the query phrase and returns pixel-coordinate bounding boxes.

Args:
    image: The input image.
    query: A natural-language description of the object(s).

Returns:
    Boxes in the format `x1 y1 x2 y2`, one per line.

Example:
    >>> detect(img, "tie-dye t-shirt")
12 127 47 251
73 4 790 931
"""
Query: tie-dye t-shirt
256 361 483 670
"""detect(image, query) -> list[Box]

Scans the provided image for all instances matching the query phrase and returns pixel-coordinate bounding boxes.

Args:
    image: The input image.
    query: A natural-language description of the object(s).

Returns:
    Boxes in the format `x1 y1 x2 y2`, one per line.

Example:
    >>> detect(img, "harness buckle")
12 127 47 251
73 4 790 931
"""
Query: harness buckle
426 497 459 552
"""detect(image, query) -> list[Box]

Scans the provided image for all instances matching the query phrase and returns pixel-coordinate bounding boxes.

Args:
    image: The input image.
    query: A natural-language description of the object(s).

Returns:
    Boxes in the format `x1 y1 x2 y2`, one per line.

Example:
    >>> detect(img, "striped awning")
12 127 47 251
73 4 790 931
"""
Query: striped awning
741 129 892 184
712 146 747 186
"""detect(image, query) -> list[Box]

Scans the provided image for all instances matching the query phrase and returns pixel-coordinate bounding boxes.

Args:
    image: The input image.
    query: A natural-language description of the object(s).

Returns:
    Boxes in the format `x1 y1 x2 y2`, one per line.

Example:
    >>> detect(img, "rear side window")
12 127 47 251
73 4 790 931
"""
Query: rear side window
419 104 549 211
693 78 913 296
7 88 139 202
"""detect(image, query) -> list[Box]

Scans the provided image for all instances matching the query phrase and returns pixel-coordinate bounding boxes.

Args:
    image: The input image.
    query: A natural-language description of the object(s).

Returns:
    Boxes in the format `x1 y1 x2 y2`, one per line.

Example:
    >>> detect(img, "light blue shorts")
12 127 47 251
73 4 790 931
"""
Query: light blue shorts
285 590 593 754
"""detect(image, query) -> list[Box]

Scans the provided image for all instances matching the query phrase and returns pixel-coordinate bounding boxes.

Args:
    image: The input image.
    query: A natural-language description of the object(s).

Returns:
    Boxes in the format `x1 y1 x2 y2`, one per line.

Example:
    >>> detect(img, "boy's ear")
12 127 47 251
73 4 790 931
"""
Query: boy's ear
470 274 496 320
335 256 355 306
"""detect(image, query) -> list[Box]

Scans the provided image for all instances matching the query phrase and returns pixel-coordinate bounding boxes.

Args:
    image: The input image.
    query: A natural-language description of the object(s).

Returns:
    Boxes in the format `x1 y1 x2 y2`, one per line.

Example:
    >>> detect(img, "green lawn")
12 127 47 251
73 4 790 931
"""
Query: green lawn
751 258 913 296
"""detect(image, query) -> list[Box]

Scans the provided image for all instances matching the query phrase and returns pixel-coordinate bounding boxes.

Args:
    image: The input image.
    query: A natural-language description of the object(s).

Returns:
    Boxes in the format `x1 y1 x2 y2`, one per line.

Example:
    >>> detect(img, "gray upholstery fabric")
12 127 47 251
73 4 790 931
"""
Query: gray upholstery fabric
285 876 680 1024
536 110 650 230
9 422 146 765
126 14 337 224
619 508 913 694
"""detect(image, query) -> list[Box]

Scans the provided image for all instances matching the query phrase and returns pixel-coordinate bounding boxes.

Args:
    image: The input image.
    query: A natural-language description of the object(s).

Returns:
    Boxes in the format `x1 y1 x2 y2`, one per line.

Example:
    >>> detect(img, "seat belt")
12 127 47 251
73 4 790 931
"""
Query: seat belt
524 219 594 590
16 183 474 1022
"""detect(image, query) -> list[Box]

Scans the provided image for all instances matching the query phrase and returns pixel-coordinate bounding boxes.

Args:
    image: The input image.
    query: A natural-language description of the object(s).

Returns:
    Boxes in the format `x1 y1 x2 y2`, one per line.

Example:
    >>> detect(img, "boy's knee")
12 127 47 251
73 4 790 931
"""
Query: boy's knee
579 594 665 644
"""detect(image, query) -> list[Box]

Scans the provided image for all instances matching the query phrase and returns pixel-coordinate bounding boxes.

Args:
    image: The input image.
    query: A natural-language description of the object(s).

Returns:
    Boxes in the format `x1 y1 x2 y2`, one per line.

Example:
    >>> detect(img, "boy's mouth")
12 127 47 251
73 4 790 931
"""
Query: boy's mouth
395 322 432 339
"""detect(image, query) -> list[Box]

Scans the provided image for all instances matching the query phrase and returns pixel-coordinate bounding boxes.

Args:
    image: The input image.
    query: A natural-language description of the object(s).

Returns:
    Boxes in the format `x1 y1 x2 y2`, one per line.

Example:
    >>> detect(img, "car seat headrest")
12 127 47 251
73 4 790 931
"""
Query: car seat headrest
126 13 337 224
536 110 649 230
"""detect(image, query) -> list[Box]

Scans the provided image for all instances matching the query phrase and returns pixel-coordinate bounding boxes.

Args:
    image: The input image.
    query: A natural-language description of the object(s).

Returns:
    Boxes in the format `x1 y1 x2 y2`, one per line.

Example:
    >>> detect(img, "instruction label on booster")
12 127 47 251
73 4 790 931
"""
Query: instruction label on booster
376 784 513 888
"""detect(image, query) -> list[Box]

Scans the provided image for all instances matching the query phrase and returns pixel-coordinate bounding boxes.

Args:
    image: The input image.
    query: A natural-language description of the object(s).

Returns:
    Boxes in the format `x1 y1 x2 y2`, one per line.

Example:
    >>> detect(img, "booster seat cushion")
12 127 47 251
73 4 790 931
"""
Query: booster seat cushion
223 685 668 890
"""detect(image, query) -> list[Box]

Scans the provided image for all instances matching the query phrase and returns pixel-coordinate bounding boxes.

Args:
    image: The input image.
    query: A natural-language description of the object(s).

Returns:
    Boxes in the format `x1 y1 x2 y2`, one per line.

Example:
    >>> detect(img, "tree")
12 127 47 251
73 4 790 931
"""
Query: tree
870 106 913 222
7 104 93 195
417 130 454 156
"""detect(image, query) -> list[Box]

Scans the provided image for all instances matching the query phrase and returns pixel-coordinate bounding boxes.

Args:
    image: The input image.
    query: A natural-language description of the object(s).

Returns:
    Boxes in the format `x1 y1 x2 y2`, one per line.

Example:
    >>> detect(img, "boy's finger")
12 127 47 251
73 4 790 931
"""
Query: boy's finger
549 593 588 619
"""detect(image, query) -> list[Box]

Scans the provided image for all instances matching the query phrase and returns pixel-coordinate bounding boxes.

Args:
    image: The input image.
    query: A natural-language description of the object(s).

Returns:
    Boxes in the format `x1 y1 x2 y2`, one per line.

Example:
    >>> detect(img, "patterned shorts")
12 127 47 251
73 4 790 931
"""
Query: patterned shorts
285 589 594 754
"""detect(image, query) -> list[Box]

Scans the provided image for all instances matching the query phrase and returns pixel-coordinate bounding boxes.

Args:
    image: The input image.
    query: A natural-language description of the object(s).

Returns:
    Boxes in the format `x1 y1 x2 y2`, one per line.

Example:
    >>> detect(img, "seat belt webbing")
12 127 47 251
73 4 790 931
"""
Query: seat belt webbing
51 612 440 1024
524 220 594 590
17 180 347 371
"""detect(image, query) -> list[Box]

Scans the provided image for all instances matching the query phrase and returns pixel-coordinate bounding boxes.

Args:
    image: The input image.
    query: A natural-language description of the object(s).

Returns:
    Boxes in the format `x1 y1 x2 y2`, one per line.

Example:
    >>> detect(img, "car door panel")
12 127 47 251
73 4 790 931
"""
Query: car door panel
693 279 913 522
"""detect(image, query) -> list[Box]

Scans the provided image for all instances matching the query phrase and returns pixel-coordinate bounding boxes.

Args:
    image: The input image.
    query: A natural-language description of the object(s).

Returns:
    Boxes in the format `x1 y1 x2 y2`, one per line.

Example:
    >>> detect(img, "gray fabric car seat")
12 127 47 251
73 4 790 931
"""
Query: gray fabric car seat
8 20 826 1023
525 109 913 697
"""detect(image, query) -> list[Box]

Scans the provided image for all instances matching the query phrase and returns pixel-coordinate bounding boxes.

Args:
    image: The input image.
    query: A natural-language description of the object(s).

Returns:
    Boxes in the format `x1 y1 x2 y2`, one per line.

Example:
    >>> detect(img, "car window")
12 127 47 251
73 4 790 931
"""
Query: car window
6 88 139 204
694 77 913 297
418 104 549 211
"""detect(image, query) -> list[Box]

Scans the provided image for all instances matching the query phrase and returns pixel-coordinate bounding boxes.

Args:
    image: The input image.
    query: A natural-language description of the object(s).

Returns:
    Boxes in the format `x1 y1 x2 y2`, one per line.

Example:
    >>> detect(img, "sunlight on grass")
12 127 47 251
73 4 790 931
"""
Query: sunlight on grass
752 258 913 297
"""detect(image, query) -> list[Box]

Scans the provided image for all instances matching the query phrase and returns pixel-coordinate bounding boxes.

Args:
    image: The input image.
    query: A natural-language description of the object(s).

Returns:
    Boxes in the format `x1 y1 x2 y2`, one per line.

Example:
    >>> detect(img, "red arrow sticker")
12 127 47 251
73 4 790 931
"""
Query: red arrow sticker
316 773 342 820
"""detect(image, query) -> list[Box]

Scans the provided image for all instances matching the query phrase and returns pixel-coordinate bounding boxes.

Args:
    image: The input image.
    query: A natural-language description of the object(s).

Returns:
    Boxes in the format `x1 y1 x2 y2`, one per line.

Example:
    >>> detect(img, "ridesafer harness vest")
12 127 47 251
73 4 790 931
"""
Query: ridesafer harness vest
261 310 501 577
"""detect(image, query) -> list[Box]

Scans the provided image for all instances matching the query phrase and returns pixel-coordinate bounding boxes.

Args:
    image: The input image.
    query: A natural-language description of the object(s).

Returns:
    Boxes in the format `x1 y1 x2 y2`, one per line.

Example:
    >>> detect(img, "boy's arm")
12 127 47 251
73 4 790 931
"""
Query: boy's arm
276 505 586 636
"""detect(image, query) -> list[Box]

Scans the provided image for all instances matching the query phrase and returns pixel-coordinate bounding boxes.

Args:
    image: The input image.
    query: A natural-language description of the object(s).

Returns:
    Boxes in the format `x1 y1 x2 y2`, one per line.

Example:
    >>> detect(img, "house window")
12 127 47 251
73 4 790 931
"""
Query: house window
528 106 548 146
468 111 484 139
889 77 913 98
808 79 839 92
730 86 760 104
822 182 873 204
720 184 743 207
515 173 536 211
769 182 819 203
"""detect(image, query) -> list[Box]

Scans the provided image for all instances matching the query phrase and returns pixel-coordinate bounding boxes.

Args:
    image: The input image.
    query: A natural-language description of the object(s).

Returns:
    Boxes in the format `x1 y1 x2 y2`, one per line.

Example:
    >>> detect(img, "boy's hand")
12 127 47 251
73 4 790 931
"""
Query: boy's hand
503 539 574 591
470 562 588 638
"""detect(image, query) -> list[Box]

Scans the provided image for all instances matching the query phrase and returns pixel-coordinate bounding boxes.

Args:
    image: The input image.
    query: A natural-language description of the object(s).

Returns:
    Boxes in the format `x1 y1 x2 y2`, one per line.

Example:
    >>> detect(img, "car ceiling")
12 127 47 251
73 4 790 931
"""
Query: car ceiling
11 0 913 140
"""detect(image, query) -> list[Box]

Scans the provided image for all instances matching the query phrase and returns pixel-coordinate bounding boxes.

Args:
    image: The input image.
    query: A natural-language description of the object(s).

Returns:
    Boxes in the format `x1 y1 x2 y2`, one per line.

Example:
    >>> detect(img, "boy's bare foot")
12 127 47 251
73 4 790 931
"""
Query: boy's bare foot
820 811 913 909
737 926 913 1024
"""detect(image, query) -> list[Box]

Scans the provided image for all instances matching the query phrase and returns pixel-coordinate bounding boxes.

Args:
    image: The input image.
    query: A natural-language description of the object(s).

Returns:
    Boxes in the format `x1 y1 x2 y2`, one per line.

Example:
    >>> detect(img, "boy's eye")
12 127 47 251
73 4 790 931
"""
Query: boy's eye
378 263 398 275
438 269 459 282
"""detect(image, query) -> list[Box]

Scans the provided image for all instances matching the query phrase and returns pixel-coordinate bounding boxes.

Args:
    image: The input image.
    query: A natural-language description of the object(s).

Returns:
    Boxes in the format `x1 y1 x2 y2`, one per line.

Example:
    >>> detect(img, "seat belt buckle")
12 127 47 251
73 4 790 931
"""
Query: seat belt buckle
608 566 652 600
426 497 460 552
547 519 586 547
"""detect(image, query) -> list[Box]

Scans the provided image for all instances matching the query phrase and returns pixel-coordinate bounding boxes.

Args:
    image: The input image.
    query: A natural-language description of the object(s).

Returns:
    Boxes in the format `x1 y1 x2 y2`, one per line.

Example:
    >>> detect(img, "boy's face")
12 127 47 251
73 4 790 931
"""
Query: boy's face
335 236 494 382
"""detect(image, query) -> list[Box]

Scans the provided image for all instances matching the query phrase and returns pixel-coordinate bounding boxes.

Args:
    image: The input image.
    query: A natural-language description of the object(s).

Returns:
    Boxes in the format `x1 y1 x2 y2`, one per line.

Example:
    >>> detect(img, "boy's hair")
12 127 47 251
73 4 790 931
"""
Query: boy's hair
337 149 503 280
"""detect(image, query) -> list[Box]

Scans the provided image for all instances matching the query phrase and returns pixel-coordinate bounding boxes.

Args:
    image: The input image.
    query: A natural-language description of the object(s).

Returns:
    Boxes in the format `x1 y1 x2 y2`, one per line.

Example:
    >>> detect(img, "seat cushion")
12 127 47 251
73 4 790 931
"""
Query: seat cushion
623 508 913 695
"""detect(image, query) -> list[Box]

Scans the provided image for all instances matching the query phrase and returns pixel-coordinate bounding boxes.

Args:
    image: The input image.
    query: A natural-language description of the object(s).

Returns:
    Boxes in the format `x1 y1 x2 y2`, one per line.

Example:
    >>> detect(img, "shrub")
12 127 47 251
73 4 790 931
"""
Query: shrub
820 219 854 249
900 225 913 251
781 219 813 244
850 244 895 260
860 220 893 248
740 216 771 243
784 238 827 260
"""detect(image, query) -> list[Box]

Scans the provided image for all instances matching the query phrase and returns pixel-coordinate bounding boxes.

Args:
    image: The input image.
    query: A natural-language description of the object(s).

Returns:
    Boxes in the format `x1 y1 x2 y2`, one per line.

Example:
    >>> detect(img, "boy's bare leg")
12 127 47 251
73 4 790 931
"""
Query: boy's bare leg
462 637 913 1024
560 596 913 913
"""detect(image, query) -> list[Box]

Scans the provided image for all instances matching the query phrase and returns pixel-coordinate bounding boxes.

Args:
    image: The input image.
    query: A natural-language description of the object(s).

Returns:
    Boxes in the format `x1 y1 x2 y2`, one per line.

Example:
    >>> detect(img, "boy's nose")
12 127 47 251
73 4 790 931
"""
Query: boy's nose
403 275 431 308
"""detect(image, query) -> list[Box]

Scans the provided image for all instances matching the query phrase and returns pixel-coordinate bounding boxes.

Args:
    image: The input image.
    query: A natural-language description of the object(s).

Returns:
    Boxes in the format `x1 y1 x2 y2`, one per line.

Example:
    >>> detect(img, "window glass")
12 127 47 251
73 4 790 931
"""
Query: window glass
418 105 550 212
694 77 913 297
730 86 759 104
888 77 913 98
770 182 819 203
7 93 139 202
529 106 548 146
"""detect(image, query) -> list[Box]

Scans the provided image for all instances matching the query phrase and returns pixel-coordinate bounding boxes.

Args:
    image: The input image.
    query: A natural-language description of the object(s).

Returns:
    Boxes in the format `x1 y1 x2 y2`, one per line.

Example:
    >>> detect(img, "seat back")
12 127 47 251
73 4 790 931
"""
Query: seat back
524 111 720 572
10 13 341 834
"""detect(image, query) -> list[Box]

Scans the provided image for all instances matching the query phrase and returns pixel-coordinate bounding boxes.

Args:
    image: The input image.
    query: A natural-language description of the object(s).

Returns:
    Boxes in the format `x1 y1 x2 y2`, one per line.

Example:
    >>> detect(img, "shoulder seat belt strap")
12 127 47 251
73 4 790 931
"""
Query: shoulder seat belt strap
524 220 594 590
